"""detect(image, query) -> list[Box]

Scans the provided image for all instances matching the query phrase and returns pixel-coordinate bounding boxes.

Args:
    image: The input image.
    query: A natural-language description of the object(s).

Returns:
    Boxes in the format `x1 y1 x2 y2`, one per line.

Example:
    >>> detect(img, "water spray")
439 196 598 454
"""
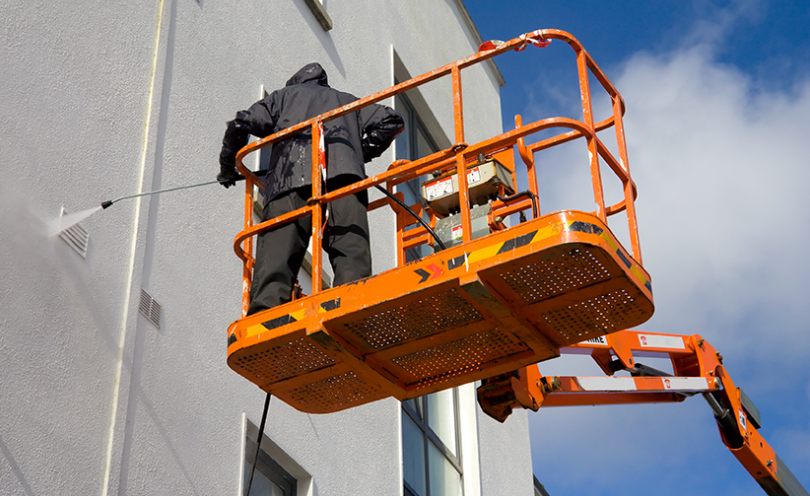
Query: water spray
49 171 267 237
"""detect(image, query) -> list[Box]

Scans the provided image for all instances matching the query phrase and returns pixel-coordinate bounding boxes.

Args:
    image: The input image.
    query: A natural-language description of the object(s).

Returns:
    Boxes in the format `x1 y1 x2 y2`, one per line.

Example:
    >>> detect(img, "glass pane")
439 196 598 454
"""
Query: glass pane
427 390 457 456
395 98 412 161
404 397 425 421
428 441 462 496
246 469 285 496
415 126 435 158
402 411 427 496
401 177 423 208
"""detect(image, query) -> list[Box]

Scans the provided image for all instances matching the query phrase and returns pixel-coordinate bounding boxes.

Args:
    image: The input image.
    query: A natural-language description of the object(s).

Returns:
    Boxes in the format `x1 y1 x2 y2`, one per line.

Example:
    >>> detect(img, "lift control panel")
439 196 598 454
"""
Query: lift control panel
422 157 514 216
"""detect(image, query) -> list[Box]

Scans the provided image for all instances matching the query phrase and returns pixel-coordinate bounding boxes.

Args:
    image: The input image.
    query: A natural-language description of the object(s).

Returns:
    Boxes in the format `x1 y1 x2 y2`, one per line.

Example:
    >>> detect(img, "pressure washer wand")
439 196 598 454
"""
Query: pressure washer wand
100 170 268 209
49 170 269 237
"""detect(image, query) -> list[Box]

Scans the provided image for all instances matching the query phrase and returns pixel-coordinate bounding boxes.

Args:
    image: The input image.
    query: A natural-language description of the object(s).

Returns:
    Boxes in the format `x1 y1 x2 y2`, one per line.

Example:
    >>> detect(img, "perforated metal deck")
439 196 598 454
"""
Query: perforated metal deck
227 210 654 413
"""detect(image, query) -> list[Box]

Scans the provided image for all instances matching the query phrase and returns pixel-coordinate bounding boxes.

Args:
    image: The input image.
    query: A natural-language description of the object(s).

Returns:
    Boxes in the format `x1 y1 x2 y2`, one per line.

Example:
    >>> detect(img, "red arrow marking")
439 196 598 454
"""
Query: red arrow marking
426 264 444 279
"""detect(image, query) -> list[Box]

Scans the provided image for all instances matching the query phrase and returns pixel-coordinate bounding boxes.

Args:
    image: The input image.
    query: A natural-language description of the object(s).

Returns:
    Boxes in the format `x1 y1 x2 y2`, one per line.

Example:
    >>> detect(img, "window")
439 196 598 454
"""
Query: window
402 389 463 496
397 86 463 496
242 416 311 496
394 93 440 262
533 476 551 496
244 437 297 496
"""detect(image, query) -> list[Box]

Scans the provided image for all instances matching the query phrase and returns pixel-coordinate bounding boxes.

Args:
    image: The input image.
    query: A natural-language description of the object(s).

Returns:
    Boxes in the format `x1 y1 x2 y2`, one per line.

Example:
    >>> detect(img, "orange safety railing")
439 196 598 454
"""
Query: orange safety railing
232 29 642 317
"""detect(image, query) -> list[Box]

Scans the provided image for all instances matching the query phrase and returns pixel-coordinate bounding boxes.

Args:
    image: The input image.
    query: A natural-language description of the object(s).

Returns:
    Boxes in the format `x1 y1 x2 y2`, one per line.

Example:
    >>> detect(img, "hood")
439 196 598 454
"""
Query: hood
285 63 329 87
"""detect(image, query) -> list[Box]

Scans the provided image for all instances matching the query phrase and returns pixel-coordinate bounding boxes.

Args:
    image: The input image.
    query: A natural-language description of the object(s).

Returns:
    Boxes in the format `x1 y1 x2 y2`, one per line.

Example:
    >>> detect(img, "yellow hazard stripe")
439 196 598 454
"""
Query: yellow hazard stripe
466 222 561 265
464 222 560 266
245 324 265 339
598 230 620 251
243 307 306 339
467 243 501 264
530 223 561 244
461 219 650 291
629 265 648 286
597 230 650 288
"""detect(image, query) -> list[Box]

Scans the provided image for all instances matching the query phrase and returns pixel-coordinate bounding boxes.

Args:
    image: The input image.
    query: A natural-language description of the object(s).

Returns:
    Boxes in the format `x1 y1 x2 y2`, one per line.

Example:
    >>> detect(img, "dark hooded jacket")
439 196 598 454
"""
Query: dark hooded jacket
220 63 404 203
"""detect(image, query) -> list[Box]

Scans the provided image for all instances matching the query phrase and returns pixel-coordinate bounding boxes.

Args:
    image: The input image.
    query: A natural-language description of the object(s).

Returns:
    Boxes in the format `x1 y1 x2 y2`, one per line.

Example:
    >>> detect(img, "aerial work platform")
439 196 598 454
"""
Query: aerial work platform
228 210 652 413
226 29 654 413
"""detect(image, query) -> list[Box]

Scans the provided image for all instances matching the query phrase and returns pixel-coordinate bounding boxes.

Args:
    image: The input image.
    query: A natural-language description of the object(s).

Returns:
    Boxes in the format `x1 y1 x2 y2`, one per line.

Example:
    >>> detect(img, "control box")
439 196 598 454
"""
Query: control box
421 158 514 216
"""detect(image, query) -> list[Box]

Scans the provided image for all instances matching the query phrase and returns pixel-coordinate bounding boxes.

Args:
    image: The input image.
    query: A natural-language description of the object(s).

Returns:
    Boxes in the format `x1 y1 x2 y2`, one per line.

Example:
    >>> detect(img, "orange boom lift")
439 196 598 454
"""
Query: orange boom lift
477 329 808 496
226 30 807 495
227 29 652 412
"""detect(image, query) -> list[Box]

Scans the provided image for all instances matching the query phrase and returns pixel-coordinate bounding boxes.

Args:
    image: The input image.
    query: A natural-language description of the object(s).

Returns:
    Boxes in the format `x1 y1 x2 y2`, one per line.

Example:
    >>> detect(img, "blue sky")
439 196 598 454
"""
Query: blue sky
465 1 810 494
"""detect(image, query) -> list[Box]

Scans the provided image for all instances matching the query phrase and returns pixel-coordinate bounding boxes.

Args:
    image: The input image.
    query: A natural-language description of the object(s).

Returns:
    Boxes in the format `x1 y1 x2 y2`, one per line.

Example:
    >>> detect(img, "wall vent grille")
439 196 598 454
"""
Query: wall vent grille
58 208 89 258
139 289 162 329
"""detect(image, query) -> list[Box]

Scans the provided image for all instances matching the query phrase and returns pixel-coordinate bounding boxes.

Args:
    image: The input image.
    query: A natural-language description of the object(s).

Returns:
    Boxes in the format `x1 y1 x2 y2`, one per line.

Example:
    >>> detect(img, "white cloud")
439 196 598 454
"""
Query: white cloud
622 46 810 357
679 0 764 53
534 42 810 357
527 22 810 495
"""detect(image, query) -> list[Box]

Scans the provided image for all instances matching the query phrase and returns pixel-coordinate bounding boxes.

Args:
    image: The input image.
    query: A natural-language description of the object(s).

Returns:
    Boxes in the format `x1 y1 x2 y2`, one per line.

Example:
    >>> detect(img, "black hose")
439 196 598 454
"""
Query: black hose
245 392 272 496
497 190 539 219
374 185 447 251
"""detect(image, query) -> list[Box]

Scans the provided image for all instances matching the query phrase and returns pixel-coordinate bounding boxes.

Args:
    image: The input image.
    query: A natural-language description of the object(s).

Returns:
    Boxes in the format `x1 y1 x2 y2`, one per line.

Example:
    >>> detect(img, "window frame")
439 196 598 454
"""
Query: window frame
241 415 312 496
402 390 464 496
244 436 298 496
394 92 441 262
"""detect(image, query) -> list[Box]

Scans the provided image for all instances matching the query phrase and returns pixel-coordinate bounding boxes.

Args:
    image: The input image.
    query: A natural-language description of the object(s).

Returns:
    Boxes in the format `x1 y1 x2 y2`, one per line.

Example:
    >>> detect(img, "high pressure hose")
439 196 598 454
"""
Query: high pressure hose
497 190 539 220
245 393 272 496
374 185 447 251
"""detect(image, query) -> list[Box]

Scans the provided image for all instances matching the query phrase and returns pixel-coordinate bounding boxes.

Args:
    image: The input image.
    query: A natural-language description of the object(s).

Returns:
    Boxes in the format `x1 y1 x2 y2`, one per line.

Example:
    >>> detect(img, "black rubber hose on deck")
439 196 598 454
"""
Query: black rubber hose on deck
497 190 539 219
374 185 447 251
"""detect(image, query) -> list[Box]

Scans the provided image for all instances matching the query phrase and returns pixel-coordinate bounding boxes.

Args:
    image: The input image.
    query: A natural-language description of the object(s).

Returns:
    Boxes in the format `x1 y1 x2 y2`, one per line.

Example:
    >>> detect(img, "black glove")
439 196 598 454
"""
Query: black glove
217 164 242 189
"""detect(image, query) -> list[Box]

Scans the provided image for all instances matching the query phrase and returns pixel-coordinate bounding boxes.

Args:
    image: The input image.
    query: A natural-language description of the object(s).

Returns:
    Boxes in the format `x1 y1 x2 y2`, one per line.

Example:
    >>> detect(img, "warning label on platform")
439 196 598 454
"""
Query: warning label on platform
452 225 463 242
425 177 453 201
467 167 480 184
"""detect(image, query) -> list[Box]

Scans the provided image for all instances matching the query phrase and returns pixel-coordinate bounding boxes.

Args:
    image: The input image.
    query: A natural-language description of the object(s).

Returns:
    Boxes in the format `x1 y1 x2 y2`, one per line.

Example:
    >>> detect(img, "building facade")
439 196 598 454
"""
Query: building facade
0 1 535 494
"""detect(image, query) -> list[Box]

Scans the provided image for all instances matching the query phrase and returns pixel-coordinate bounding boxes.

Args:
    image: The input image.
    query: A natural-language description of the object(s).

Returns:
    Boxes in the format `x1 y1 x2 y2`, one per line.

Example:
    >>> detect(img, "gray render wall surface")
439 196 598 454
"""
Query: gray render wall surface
477 407 535 496
0 1 164 494
0 0 529 495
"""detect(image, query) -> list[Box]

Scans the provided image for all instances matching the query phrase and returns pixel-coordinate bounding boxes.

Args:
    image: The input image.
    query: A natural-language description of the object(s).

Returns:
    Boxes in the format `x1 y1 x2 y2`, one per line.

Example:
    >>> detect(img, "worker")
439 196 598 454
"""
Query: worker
218 62 404 315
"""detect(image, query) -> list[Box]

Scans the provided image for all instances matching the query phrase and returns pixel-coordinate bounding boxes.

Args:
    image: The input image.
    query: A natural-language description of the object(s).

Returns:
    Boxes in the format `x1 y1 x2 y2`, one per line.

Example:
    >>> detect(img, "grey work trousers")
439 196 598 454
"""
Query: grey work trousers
247 179 371 316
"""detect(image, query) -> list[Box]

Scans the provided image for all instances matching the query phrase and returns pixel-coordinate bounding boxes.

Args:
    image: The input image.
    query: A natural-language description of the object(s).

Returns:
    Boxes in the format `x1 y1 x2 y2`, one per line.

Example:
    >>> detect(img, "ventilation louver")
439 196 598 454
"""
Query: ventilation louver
139 289 162 329
58 208 89 258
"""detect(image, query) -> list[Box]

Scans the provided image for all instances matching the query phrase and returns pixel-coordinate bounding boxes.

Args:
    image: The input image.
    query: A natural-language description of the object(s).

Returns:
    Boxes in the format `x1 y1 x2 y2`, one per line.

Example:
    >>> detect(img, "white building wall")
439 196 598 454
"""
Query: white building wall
0 1 532 495
477 409 535 495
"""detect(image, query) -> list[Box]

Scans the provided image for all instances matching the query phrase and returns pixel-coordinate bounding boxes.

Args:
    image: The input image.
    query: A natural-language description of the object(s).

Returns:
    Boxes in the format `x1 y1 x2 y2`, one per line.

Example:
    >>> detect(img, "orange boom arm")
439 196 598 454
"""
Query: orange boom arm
477 330 808 496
